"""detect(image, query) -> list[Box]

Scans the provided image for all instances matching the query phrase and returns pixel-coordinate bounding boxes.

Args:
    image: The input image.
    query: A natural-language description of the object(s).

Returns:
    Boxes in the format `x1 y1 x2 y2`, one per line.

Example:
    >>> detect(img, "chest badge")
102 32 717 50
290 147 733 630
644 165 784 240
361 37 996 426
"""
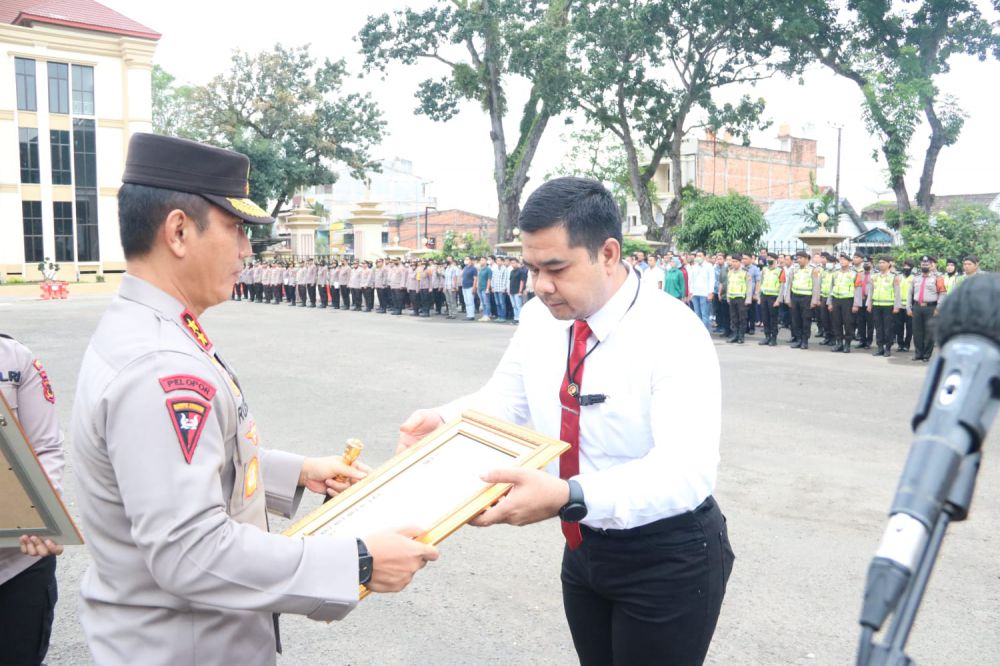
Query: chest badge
244 456 259 498
244 419 260 447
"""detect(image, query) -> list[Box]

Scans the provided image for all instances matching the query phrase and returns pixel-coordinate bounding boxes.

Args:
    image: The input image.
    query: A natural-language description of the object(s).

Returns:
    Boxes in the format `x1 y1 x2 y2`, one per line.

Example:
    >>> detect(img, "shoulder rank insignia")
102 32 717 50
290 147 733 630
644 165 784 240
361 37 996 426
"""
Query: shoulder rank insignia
180 310 212 352
32 359 55 404
159 374 216 401
166 397 211 464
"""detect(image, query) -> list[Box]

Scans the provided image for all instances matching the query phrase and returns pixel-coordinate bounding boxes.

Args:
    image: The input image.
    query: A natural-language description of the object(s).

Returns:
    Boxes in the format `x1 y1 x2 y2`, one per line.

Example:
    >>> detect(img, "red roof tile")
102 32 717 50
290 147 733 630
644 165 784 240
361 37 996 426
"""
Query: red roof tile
0 0 160 40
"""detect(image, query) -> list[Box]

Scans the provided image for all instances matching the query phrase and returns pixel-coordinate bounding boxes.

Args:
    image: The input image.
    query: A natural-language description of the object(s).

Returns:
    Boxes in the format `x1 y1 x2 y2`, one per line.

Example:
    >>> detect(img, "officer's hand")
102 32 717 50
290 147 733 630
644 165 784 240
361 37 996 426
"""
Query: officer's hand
773 301 779 308
364 526 439 593
470 468 569 527
827 305 833 312
299 457 370 497
19 535 63 557
853 306 859 314
397 409 445 453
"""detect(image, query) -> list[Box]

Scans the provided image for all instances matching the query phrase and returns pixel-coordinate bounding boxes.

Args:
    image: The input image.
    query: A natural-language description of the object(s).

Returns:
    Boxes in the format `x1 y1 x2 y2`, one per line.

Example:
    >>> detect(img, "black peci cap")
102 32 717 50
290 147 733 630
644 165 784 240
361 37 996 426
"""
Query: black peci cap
122 133 273 225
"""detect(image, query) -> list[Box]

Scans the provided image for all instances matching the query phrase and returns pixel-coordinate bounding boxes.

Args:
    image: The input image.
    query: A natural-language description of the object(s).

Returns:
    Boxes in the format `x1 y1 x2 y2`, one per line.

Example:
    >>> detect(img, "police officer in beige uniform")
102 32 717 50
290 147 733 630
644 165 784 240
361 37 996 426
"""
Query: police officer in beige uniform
1 335 65 665
72 134 437 666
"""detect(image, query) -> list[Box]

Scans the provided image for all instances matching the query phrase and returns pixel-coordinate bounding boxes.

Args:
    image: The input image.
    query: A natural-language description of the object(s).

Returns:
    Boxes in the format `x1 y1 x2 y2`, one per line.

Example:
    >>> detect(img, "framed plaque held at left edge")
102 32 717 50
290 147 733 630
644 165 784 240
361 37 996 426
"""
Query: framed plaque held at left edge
0 393 83 548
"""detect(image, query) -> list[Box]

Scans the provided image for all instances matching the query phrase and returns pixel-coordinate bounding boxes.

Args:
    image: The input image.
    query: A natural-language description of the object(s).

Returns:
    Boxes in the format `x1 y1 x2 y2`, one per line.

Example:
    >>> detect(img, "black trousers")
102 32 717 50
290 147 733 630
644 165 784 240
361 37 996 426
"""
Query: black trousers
319 284 329 307
363 287 375 311
831 298 854 343
745 299 757 333
760 294 779 338
872 305 895 349
418 289 431 314
409 290 419 314
716 298 730 334
818 301 833 338
392 288 405 313
339 285 351 309
895 310 912 348
0 556 57 666
855 306 873 344
912 303 937 358
377 287 390 311
330 285 340 308
562 497 734 666
254 282 263 302
790 294 814 341
351 288 362 309
728 300 747 338
306 283 316 306
285 284 295 305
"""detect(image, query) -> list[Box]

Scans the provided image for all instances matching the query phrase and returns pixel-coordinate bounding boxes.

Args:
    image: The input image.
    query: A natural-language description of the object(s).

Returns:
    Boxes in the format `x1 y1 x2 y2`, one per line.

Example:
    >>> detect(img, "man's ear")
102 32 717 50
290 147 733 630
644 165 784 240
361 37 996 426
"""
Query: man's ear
601 238 622 272
162 208 192 259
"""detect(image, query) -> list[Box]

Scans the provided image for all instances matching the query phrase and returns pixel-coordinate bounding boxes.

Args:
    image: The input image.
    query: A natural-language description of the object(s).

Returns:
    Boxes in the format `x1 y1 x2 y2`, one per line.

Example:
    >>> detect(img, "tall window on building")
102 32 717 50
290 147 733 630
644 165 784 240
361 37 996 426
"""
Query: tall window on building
50 130 71 185
71 64 95 115
22 201 43 263
74 118 100 261
15 58 37 111
76 194 100 262
18 128 40 183
53 202 74 262
73 119 96 187
47 62 69 114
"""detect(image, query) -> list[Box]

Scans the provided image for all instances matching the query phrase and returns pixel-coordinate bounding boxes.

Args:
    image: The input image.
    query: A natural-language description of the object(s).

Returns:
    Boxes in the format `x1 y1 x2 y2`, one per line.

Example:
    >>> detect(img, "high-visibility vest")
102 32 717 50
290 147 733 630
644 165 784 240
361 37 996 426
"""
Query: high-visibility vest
727 270 748 299
821 269 835 297
831 270 857 299
943 274 957 292
761 266 782 296
900 274 914 305
791 268 814 296
871 273 896 306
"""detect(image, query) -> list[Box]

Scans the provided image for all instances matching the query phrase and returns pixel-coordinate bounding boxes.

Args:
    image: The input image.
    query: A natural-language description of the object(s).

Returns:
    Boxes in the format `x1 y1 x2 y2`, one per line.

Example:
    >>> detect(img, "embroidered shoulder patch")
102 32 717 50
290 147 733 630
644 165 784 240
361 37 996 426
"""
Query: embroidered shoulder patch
180 310 213 352
166 397 211 464
32 359 55 404
158 375 217 401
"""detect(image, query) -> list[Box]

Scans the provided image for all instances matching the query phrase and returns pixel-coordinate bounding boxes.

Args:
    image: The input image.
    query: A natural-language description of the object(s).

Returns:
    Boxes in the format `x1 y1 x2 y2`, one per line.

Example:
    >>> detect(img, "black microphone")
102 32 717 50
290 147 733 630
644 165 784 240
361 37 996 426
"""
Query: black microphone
859 274 1000 632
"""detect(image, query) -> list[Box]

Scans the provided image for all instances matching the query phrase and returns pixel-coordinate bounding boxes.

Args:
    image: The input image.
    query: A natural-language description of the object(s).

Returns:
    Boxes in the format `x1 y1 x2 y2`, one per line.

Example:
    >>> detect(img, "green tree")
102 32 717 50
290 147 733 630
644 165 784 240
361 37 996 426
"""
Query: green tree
569 0 801 240
547 127 638 213
186 45 385 219
674 192 768 255
899 204 1000 270
799 0 1000 217
151 65 198 138
358 0 573 243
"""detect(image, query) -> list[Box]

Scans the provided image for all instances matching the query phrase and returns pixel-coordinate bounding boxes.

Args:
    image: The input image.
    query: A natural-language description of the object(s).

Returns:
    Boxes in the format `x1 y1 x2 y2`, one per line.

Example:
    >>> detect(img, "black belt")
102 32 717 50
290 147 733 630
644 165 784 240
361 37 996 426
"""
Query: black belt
581 496 717 539
915 302 937 307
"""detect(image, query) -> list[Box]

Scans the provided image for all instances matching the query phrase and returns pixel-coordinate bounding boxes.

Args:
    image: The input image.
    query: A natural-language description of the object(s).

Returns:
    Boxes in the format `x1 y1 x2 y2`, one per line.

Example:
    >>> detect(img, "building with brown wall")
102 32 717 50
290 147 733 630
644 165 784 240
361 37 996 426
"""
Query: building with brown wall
391 209 497 251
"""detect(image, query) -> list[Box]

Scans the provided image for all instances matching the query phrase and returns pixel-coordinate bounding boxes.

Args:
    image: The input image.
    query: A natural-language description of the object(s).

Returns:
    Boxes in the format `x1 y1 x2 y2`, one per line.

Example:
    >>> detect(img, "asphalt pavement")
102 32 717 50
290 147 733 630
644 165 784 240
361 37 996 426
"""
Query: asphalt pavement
3 292 997 665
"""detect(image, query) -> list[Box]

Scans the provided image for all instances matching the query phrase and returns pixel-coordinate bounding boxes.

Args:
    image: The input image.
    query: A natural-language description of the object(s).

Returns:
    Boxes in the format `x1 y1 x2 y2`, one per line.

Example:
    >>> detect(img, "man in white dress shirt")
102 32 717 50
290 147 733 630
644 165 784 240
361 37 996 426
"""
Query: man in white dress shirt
398 177 733 665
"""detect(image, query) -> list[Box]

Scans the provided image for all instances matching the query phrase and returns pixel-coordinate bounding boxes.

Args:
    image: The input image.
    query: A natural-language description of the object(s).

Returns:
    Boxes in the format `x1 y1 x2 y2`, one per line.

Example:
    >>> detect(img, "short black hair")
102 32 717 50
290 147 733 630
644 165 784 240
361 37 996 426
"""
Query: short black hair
118 183 210 259
965 255 980 264
517 177 622 260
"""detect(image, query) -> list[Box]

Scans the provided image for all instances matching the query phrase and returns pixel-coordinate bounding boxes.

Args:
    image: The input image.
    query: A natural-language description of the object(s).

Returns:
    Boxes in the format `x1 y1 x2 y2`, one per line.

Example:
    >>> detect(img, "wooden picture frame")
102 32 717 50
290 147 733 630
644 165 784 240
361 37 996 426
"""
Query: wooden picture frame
283 410 568 597
0 393 83 548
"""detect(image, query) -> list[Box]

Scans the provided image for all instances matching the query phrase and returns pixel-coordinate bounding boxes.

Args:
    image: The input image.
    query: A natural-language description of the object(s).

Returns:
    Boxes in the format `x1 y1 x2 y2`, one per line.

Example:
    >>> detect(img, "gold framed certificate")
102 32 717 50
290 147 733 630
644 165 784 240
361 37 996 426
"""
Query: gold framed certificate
0 393 83 548
283 410 568 594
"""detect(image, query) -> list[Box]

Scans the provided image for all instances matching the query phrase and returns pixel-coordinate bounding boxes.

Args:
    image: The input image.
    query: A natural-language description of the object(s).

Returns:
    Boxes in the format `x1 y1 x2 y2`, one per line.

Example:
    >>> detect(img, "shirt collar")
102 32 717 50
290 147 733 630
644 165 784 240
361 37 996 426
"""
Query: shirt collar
584 264 640 343
118 274 213 352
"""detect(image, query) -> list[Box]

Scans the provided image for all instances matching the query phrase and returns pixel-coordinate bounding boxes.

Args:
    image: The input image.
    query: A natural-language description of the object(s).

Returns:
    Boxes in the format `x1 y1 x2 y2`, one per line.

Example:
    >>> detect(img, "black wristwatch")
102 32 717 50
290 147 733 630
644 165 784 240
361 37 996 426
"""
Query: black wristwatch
559 479 588 522
357 538 373 586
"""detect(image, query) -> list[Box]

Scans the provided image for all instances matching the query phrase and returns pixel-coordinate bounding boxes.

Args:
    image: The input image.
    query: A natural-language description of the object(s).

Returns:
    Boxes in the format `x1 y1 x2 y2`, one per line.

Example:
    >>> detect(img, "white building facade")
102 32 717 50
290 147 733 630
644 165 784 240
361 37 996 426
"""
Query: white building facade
0 3 158 281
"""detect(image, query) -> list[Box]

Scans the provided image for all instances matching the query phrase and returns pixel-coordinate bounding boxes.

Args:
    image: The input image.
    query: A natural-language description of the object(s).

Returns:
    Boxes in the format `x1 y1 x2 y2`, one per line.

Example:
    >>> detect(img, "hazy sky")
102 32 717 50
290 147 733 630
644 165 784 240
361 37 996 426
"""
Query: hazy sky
106 0 1000 216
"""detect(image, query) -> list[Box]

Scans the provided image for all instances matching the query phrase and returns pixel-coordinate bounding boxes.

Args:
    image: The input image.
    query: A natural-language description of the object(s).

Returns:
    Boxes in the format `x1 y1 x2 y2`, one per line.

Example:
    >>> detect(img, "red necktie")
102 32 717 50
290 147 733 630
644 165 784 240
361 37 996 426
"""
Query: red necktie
918 278 926 306
559 320 592 550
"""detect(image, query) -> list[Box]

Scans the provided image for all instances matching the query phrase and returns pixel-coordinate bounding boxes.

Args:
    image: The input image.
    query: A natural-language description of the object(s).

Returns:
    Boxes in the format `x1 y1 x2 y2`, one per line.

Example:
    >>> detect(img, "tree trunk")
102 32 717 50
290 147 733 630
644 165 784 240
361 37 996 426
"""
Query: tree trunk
269 195 286 220
891 175 911 217
497 195 520 246
915 100 946 214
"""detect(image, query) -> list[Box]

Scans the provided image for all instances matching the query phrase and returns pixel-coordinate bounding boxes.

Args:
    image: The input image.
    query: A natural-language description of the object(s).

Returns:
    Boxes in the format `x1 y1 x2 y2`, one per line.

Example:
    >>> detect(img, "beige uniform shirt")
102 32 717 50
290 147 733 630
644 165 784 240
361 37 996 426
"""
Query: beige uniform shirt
0 336 65 585
72 275 358 666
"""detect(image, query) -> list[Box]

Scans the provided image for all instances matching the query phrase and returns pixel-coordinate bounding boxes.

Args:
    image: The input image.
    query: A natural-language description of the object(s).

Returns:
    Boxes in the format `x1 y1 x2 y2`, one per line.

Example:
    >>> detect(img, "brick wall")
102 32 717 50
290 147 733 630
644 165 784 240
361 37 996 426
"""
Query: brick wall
390 209 498 250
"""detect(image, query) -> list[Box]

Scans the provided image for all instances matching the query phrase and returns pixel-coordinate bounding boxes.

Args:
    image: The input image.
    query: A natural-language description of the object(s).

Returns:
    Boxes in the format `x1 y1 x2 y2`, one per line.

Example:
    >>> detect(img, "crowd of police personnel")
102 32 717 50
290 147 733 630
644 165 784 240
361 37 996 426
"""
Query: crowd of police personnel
706 249 985 362
234 255 529 321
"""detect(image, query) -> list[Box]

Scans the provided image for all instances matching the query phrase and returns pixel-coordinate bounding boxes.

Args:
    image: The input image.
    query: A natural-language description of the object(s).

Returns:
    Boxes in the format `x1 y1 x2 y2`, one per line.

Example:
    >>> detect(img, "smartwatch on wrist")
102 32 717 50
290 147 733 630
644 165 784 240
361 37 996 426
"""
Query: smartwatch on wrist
559 479 588 523
356 538 373 586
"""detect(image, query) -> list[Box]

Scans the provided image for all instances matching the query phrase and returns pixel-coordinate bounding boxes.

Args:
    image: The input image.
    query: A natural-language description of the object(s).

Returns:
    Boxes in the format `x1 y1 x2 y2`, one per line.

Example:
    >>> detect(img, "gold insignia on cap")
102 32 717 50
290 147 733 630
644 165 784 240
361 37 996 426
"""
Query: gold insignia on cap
227 197 269 219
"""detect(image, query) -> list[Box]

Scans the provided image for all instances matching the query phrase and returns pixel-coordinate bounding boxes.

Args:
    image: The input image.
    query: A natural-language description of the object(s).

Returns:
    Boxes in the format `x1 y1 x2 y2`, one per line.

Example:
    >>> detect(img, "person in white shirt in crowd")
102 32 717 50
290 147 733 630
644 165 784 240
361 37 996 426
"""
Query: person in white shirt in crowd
641 254 664 291
396 176 733 666
688 250 717 330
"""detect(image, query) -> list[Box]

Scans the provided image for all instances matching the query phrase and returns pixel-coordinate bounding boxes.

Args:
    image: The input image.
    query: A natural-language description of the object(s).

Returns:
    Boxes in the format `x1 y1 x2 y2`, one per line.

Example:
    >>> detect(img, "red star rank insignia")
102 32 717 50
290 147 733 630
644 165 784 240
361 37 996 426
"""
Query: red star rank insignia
32 359 55 404
166 397 211 464
180 310 212 352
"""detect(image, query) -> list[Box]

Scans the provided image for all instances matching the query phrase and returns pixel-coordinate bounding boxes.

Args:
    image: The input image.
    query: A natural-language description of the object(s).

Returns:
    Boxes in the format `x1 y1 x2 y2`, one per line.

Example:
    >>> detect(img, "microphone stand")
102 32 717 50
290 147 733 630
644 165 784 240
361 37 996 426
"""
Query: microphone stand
857 450 981 666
